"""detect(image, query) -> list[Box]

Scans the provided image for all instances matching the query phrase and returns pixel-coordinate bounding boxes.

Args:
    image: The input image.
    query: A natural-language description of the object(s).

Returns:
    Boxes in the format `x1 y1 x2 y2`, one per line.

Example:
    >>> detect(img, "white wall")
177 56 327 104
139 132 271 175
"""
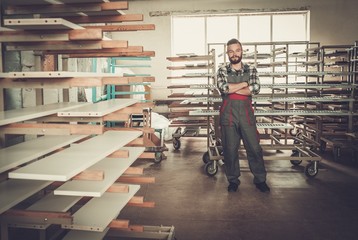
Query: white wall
115 0 358 100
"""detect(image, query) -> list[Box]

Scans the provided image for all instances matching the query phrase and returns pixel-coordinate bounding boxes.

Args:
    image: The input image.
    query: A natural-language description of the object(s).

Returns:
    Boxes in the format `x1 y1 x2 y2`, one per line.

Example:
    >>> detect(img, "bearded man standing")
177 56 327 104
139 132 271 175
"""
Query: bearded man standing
217 38 270 193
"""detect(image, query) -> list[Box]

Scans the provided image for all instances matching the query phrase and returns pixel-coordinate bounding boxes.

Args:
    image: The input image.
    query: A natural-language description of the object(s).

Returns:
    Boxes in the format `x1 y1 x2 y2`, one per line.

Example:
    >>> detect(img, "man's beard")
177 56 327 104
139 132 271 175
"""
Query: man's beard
229 56 242 64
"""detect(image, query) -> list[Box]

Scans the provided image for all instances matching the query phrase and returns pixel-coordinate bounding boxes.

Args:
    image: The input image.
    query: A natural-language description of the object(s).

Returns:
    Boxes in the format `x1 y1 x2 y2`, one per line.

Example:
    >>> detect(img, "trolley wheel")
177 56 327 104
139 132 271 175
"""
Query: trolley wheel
205 162 218 177
173 138 181 150
202 151 210 164
154 152 163 163
290 160 302 166
304 162 318 178
289 128 297 136
290 151 302 166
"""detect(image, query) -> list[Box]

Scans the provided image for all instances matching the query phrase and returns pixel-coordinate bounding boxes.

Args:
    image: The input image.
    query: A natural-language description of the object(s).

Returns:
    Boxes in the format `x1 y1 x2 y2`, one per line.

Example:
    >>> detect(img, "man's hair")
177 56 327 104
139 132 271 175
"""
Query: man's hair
227 38 242 47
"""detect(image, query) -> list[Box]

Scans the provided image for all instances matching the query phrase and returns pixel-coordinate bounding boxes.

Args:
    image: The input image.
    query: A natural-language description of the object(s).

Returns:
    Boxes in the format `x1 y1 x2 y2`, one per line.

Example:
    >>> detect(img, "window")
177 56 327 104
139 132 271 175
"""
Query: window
171 11 310 84
172 11 309 54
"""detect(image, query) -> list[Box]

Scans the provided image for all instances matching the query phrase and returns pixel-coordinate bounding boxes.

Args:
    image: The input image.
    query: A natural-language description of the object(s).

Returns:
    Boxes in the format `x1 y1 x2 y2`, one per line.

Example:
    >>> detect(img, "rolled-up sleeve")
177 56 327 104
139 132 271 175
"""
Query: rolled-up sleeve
248 66 260 95
217 66 229 95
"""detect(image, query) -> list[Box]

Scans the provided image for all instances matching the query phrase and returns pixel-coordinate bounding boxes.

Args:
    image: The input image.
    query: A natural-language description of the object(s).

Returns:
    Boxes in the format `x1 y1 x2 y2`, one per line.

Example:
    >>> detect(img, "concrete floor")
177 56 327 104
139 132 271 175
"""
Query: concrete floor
120 137 358 240
5 137 358 240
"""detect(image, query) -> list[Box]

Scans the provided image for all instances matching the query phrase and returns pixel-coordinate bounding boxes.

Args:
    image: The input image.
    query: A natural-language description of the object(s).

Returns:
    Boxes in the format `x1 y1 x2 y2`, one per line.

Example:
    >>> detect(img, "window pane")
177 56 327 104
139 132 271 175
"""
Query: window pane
172 17 206 55
273 14 307 41
207 16 238 44
239 15 271 42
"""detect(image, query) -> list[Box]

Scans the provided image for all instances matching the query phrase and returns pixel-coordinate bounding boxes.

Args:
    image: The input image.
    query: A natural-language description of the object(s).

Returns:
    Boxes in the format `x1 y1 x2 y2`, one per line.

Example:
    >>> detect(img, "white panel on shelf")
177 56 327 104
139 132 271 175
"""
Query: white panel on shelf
54 147 145 197
0 135 88 174
8 131 142 181
0 102 90 126
62 184 140 232
0 179 52 214
57 99 138 117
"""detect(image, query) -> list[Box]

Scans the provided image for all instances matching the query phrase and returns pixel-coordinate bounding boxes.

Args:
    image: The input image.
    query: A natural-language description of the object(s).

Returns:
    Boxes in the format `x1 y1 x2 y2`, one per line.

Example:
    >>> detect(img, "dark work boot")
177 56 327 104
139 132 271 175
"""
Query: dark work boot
255 181 270 192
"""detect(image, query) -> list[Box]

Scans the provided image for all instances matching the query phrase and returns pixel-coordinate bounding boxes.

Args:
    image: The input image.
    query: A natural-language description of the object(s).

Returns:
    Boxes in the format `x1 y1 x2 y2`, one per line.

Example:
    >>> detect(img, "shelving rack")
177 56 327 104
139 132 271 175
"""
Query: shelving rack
0 1 174 239
166 49 219 150
195 41 331 178
107 56 168 163
310 45 358 162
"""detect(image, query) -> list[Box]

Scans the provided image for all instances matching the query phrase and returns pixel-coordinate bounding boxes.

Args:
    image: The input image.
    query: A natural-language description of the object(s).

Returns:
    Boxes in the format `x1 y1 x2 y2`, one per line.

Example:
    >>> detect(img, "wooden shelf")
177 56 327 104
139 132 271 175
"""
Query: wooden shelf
9 131 142 181
54 147 145 197
0 102 89 126
0 135 88 174
4 18 84 30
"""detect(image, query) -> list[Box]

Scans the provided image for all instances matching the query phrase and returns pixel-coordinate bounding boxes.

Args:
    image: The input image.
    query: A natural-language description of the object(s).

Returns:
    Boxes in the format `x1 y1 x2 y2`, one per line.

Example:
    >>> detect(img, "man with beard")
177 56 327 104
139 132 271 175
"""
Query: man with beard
217 38 270 193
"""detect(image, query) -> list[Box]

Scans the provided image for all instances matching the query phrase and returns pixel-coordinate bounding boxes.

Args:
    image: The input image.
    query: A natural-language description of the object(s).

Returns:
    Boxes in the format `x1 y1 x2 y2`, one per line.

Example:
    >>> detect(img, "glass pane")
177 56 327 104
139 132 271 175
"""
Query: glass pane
207 16 238 44
172 17 206 55
239 15 271 42
273 14 307 41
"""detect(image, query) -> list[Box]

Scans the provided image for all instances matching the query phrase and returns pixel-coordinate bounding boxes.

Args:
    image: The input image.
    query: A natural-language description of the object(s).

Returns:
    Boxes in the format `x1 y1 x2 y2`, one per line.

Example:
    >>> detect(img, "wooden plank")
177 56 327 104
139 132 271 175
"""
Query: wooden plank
64 14 143 24
54 147 145 197
0 29 103 42
57 99 138 117
102 76 155 85
0 179 52 215
108 149 129 158
72 170 104 181
8 131 142 181
108 219 129 229
63 229 109 240
69 28 102 41
0 102 90 126
68 51 155 58
4 18 84 30
0 135 88 174
106 184 129 193
0 76 154 89
5 2 128 15
117 176 155 184
6 40 127 51
0 71 122 79
1 209 72 225
4 193 82 229
28 193 81 212
1 123 104 135
62 184 140 232
4 0 109 5
85 24 155 32
47 46 143 55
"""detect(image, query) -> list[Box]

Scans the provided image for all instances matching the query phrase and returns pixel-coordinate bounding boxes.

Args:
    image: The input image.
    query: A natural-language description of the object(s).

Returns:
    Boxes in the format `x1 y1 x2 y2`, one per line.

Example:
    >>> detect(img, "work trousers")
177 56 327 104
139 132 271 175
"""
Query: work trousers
220 98 267 184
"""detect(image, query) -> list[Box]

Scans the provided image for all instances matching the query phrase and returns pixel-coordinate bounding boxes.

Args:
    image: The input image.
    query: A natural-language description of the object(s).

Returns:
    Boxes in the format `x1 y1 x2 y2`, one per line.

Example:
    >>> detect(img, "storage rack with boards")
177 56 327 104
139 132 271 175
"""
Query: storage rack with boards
166 49 219 150
308 44 358 162
0 1 174 239
193 41 327 178
106 55 168 163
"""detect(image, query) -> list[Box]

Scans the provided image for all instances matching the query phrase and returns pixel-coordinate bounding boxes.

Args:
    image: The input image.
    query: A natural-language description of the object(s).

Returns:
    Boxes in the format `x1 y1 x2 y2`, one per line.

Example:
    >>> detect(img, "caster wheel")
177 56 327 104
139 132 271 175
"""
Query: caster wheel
202 151 210 164
154 152 162 163
290 160 302 166
173 138 181 150
205 162 218 177
290 151 302 166
304 162 318 178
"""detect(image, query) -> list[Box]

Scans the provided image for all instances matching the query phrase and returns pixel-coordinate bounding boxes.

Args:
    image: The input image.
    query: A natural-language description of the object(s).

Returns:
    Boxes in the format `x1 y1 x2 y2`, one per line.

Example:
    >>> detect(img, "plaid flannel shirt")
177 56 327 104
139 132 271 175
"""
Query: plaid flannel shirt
217 63 261 96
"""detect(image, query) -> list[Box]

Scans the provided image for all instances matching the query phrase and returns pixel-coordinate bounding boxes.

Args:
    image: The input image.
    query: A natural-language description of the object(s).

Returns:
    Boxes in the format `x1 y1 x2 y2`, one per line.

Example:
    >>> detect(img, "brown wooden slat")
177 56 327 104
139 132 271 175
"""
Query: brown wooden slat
64 14 143 24
86 24 155 32
0 29 103 42
72 170 105 181
47 46 143 55
5 2 128 15
68 50 155 58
